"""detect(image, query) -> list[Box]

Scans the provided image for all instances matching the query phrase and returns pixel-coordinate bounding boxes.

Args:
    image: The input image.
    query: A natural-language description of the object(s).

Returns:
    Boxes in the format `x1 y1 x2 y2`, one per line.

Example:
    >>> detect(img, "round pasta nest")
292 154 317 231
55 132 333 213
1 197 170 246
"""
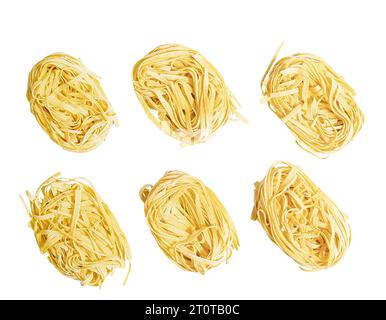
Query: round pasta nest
140 171 239 273
132 44 243 145
261 45 364 157
251 162 351 271
22 173 131 286
27 53 117 152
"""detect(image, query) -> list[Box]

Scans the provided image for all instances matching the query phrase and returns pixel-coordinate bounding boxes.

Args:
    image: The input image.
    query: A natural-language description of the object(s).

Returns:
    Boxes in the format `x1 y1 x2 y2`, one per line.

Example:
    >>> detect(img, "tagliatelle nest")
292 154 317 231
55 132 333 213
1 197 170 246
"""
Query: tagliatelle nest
261 44 364 157
140 171 239 273
22 173 131 286
132 44 244 145
27 53 117 152
251 162 351 271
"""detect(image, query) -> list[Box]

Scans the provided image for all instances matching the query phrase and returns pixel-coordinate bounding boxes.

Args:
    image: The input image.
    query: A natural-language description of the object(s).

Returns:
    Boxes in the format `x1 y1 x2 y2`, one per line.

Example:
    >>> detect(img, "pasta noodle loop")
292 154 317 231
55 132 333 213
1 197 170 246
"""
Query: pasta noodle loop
27 53 117 152
140 171 239 273
22 173 131 286
251 162 351 271
133 44 243 145
261 45 364 157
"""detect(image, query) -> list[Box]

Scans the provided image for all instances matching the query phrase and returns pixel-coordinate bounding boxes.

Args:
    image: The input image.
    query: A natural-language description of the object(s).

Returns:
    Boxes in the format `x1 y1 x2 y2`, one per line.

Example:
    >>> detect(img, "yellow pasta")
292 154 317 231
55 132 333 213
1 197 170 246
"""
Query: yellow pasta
261 44 364 157
132 44 244 145
22 173 131 286
27 53 117 152
140 171 239 273
251 162 351 271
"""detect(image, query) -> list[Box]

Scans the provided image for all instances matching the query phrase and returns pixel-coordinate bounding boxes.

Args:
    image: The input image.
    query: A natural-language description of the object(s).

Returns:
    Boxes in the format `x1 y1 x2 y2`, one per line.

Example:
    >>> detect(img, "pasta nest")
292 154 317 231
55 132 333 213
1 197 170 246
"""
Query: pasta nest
261 46 364 157
251 162 351 271
22 173 131 286
140 171 239 273
133 44 243 145
27 53 117 152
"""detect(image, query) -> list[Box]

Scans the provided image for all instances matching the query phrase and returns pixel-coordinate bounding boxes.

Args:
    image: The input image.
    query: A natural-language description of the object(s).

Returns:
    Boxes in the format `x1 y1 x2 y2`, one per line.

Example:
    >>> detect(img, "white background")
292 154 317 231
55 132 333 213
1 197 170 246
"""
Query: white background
0 0 384 300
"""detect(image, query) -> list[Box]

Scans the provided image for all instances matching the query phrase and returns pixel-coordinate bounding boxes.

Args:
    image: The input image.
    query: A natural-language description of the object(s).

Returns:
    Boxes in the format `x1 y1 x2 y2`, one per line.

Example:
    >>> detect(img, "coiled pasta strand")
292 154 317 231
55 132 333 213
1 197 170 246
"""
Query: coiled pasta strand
140 170 239 273
27 53 117 152
22 173 131 286
261 45 364 157
133 44 244 145
252 162 351 271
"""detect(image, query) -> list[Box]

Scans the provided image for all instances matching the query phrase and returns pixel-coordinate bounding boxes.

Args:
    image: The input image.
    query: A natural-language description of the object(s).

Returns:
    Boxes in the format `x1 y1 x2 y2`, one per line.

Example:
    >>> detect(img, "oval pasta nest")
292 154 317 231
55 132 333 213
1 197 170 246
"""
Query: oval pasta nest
133 44 243 145
251 162 351 271
22 173 131 286
140 170 239 273
27 53 117 152
261 45 364 157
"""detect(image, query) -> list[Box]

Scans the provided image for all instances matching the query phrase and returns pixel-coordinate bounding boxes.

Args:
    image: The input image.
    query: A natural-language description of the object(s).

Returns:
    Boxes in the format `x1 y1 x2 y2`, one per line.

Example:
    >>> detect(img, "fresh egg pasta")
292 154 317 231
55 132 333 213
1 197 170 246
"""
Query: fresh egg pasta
251 162 351 271
27 53 117 152
261 44 364 157
133 44 244 145
22 173 131 286
140 170 239 273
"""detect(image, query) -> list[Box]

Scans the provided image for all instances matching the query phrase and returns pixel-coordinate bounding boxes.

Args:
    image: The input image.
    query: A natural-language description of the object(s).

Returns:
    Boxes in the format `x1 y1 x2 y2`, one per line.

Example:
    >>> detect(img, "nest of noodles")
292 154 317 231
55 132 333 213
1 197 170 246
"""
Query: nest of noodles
22 173 131 286
140 171 239 273
27 53 117 152
251 162 351 271
133 44 243 145
261 46 364 157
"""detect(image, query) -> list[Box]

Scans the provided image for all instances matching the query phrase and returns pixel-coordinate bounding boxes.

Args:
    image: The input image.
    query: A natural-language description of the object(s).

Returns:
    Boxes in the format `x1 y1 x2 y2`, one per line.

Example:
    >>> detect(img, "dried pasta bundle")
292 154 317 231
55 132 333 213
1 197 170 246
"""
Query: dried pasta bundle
22 173 131 286
251 162 351 271
140 171 239 273
261 45 364 157
27 53 117 152
132 44 243 145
